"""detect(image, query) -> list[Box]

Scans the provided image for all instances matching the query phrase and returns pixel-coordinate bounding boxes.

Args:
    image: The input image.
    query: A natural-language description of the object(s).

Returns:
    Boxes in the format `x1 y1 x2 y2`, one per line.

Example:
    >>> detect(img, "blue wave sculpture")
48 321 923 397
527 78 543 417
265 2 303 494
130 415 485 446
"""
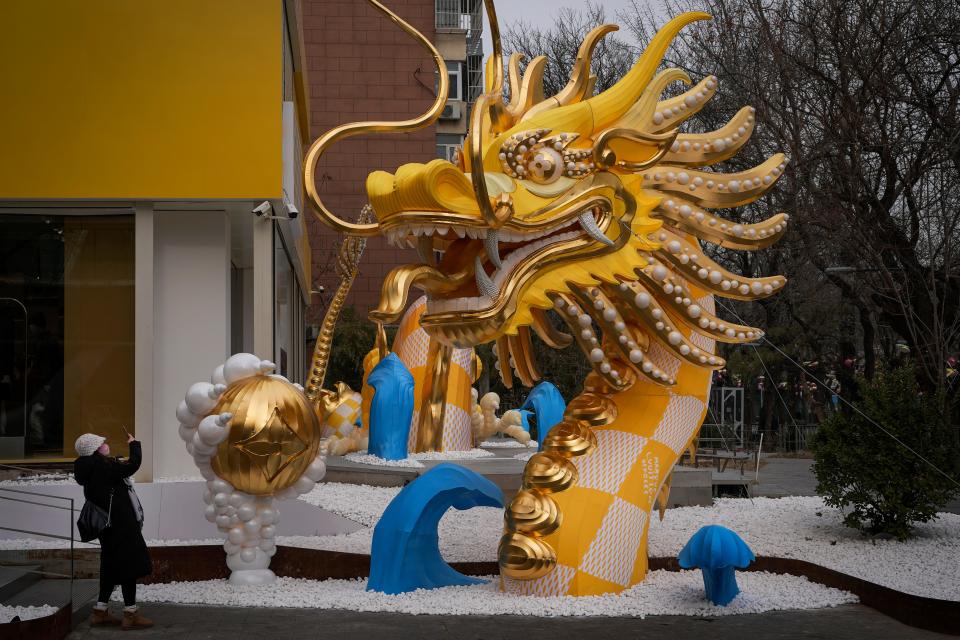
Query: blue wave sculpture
517 409 534 434
366 353 414 460
367 463 505 594
678 525 755 606
519 381 567 450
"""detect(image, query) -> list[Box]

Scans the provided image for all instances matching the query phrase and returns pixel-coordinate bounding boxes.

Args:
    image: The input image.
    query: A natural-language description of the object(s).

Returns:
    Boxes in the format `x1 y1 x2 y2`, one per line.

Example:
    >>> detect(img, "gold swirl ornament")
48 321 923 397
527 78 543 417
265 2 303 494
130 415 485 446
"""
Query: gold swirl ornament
522 452 579 493
542 420 598 456
564 392 619 427
210 376 322 496
505 489 562 536
498 532 557 579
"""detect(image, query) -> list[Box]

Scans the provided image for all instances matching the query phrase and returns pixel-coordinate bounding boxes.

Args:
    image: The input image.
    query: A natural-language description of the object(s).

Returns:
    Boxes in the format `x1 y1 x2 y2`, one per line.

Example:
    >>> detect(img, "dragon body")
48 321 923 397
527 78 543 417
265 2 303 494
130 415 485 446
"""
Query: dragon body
306 1 788 596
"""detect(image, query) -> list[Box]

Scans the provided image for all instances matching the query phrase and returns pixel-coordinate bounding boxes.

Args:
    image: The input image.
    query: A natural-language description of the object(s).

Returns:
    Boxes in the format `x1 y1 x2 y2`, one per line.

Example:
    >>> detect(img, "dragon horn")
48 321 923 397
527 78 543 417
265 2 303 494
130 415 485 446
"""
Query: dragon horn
469 0 516 229
587 12 710 131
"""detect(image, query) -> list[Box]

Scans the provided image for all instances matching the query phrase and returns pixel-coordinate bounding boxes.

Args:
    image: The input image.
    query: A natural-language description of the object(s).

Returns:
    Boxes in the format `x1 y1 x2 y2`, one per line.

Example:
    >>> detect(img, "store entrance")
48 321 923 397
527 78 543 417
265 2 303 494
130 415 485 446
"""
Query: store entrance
0 213 134 461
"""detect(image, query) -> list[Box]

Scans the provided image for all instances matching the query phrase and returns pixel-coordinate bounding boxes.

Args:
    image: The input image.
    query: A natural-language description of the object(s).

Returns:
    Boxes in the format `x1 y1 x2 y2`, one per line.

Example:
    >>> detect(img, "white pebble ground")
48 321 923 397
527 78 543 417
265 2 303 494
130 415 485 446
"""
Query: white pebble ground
4 480 958 603
343 453 424 468
648 497 960 601
0 604 59 623
343 448 495 469
480 438 537 449
134 570 856 617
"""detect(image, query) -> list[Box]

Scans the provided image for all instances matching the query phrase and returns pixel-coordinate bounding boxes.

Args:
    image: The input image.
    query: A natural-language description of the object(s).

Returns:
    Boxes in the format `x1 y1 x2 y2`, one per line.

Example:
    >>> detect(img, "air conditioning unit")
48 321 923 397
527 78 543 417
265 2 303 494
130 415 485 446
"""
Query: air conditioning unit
440 103 462 120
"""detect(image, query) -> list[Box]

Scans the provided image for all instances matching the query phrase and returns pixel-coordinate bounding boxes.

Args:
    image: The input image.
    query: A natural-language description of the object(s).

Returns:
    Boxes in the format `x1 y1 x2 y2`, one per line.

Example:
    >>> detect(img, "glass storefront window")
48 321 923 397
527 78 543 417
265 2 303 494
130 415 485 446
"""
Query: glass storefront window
0 214 135 461
274 226 307 384
274 226 293 380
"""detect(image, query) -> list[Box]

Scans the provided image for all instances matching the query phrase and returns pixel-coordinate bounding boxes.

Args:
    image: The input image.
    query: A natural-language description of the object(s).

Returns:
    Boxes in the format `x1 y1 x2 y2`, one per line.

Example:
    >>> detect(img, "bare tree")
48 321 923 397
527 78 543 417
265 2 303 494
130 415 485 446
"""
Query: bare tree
617 0 960 417
501 2 637 98
500 0 960 441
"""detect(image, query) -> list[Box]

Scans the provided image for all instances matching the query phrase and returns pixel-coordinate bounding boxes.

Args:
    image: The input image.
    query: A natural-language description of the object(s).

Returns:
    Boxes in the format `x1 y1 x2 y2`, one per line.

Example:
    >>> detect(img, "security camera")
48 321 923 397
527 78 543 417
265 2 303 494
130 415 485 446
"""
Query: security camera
282 197 300 220
252 201 273 217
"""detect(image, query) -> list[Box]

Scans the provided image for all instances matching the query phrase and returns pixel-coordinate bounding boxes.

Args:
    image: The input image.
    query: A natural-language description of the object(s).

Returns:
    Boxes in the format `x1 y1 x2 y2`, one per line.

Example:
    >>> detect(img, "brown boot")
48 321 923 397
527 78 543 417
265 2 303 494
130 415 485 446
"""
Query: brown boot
89 607 122 626
122 608 154 630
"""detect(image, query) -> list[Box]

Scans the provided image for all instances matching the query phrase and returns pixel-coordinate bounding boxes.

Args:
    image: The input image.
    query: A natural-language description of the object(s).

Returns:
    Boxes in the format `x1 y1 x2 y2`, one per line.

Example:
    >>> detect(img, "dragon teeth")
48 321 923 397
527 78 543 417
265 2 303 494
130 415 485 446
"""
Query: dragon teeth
485 229 502 268
474 256 498 298
578 211 613 245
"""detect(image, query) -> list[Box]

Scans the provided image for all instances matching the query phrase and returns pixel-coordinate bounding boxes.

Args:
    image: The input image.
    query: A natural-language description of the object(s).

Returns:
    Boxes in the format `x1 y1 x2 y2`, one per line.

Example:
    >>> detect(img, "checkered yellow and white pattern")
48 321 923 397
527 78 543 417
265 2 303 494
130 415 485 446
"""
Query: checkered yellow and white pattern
321 390 363 440
503 285 714 597
393 296 476 451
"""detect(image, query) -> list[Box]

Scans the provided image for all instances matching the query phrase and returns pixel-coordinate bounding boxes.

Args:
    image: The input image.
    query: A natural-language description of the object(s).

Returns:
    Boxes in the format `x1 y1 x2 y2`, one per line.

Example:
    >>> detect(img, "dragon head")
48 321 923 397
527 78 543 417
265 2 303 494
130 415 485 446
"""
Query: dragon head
306 2 788 391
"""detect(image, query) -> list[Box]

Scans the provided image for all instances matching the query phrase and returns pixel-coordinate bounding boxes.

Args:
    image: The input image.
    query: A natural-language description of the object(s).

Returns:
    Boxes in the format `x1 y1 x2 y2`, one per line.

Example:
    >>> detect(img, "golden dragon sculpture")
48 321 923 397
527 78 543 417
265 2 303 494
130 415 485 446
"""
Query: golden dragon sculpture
305 0 788 597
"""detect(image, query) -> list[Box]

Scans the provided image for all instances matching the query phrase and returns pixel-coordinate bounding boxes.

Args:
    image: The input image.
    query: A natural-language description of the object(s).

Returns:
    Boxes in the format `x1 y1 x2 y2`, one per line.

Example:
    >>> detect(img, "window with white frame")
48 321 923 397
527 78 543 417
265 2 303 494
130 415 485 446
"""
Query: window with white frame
445 61 463 102
436 133 464 163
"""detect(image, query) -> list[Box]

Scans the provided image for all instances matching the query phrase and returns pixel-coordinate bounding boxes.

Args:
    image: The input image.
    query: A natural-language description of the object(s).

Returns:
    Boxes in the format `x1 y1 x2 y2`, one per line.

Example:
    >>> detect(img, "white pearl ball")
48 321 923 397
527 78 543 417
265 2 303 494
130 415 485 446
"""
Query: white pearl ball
211 364 227 386
175 401 200 427
227 527 245 545
223 353 263 385
237 503 256 522
185 382 218 415
258 507 278 526
295 475 315 494
305 458 327 482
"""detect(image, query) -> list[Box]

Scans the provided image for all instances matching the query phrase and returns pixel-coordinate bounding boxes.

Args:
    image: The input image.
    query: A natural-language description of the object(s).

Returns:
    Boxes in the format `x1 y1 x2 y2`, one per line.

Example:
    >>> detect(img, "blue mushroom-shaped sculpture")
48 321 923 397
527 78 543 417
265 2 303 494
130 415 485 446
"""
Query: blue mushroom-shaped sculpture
678 525 755 606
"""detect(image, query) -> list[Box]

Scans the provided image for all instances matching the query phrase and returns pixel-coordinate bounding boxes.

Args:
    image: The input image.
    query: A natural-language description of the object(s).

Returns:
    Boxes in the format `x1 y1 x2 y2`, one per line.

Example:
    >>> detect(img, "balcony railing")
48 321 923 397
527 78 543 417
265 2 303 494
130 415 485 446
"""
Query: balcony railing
435 0 482 33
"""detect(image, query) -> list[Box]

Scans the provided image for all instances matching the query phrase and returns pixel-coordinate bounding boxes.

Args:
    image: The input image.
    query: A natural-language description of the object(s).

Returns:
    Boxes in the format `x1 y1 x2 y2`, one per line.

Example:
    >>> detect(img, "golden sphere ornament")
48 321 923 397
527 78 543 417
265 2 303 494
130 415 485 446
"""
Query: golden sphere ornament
210 375 322 495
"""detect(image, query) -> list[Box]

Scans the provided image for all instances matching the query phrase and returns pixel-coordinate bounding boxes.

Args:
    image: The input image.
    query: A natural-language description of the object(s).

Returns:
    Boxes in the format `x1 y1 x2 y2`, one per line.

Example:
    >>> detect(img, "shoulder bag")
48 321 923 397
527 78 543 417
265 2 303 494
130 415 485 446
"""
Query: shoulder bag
77 489 113 543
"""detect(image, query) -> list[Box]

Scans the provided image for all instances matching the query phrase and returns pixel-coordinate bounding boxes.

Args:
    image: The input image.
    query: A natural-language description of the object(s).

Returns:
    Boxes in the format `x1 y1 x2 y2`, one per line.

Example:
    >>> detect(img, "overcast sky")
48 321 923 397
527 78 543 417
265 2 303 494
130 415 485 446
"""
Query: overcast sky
481 0 664 54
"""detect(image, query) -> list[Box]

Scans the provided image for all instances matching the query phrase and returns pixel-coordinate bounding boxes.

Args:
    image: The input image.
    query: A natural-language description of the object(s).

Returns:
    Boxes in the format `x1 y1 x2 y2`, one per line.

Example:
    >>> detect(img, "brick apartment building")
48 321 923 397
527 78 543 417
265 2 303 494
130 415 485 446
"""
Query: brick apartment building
303 0 483 330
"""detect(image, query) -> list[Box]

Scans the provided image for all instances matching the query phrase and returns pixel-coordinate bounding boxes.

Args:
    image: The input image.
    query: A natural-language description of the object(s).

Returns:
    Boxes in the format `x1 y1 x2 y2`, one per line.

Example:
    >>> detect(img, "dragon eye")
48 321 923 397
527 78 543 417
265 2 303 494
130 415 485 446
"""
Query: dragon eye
526 148 564 184
498 129 595 184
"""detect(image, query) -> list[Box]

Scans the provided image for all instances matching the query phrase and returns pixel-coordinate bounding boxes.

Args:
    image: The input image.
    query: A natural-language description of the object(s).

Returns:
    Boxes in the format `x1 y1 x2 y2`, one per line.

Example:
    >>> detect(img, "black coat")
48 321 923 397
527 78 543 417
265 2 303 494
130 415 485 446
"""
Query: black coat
74 441 152 583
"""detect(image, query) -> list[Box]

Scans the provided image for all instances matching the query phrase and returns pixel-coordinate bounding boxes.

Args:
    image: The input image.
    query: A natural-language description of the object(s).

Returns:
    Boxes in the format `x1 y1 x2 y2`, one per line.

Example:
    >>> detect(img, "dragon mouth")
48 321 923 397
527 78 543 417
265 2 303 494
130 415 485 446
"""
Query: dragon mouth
377 206 621 347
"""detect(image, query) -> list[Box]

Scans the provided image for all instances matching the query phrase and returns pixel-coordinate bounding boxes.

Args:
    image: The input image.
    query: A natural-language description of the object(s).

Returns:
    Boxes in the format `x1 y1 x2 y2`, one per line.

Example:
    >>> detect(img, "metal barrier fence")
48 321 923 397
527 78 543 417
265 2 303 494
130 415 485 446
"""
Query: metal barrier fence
0 464 77 608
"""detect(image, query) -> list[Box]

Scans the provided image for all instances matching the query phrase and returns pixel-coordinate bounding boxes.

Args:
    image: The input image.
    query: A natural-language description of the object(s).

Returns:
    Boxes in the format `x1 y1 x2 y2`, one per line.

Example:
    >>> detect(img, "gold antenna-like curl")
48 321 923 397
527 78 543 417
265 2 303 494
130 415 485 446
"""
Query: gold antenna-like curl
304 0 449 237
470 0 515 229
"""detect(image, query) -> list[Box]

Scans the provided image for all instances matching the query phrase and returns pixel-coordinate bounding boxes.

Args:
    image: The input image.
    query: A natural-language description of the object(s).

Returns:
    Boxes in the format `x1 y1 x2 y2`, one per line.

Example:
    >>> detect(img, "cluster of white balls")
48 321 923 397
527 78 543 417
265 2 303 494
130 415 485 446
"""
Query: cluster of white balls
175 352 327 584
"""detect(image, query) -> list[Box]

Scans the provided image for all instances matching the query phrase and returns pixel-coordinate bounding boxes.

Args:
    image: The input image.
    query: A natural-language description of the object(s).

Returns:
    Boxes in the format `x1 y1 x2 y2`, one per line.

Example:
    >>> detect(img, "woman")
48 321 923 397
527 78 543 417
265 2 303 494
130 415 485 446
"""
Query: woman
74 431 153 630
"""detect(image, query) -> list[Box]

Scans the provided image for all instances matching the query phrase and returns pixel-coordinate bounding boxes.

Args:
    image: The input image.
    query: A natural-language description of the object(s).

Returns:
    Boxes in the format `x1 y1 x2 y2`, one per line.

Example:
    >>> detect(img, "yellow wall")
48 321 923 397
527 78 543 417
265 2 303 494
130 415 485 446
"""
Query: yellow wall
0 0 282 199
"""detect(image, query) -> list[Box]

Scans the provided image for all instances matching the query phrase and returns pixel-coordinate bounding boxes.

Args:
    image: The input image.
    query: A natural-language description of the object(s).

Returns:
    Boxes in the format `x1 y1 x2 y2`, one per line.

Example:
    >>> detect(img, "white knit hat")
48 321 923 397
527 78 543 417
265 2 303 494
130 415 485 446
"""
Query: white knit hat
75 433 106 457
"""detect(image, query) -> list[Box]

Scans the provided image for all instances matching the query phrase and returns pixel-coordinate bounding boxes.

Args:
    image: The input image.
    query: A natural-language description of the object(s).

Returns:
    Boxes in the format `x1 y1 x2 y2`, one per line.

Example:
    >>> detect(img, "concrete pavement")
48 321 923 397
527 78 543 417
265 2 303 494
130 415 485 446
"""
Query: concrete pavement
65 602 955 639
754 457 818 497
